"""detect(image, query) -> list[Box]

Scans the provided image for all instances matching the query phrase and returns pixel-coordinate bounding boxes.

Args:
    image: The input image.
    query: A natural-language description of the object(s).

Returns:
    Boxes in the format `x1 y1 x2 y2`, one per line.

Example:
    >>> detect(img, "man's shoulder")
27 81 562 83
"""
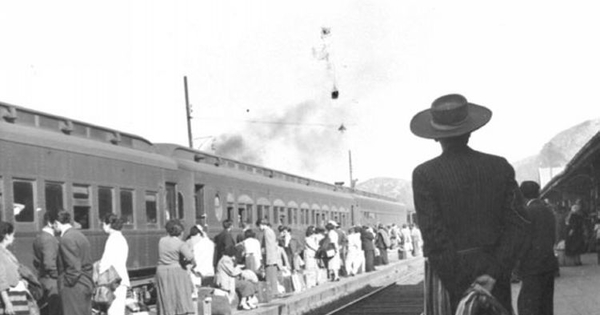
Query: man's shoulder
473 150 511 166
415 150 510 173
61 228 90 245
35 232 58 244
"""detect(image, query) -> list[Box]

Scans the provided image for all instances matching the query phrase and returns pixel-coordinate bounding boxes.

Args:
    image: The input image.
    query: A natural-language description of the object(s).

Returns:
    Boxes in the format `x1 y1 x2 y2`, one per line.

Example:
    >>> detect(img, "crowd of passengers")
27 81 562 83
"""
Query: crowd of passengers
0 210 423 315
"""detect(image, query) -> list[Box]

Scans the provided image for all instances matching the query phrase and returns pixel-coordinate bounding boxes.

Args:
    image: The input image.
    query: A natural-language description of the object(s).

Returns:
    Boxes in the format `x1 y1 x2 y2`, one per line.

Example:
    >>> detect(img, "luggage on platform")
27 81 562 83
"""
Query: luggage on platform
277 272 293 294
196 287 232 315
256 281 271 303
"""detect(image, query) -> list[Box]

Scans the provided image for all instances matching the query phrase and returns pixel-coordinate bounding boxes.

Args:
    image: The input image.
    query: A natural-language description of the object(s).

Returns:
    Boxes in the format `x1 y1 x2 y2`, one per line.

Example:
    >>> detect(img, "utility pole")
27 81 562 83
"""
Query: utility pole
184 76 193 148
349 150 354 189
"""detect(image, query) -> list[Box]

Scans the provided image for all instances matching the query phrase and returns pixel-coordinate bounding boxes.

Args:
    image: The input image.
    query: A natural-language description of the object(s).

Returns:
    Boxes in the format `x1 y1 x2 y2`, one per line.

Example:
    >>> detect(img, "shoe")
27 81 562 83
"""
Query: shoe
239 301 252 310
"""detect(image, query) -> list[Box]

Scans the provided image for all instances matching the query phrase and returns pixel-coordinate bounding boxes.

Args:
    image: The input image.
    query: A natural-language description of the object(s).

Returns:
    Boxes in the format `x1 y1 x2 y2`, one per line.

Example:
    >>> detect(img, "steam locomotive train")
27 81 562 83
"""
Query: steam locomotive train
0 101 408 285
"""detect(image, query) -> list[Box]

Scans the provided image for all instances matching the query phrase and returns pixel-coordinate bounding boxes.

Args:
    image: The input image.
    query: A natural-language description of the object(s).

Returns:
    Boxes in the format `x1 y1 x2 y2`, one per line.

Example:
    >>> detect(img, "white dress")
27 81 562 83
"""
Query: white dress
99 231 129 315
327 230 341 271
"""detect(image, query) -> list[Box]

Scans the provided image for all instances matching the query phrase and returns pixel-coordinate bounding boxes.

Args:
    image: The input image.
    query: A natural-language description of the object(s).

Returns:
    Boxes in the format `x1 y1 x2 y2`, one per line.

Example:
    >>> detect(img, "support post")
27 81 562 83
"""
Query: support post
184 76 193 149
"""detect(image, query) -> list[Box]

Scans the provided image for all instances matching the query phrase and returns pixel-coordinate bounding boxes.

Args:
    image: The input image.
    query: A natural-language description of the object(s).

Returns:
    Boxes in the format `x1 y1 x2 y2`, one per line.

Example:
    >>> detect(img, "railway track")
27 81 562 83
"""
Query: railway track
327 269 424 315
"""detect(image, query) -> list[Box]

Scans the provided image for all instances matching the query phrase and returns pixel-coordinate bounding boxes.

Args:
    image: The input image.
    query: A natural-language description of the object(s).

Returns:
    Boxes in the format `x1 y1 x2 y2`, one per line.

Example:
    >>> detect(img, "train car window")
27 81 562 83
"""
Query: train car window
257 205 264 221
120 189 134 225
237 207 245 227
13 180 35 222
98 187 114 222
145 192 158 225
45 182 64 217
264 206 270 221
177 192 184 219
299 209 304 225
227 203 234 222
292 209 298 225
214 194 223 222
194 185 205 223
72 184 91 230
311 210 316 225
165 183 177 220
246 204 253 225
279 208 286 225
305 209 309 225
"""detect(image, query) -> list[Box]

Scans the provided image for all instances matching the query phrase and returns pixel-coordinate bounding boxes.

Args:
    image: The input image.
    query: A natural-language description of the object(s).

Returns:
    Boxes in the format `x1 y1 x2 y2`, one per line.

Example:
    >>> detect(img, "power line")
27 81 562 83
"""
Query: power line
193 116 356 128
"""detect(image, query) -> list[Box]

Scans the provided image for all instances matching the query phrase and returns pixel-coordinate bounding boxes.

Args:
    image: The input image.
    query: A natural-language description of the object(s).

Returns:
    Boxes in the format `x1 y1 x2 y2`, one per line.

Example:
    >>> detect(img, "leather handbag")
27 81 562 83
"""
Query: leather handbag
325 243 336 258
94 263 122 290
92 263 122 311
92 285 116 312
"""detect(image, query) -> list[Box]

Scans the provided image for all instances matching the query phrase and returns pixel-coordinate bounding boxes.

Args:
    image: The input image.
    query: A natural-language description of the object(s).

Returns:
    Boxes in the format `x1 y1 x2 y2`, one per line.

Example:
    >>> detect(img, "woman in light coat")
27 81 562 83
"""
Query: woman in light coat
99 214 130 315
0 221 33 315
325 221 340 281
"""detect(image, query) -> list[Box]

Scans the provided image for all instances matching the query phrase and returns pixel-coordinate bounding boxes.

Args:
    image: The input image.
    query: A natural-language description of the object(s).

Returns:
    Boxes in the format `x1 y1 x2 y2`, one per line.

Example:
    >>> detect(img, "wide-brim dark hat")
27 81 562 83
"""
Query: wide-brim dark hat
410 94 492 139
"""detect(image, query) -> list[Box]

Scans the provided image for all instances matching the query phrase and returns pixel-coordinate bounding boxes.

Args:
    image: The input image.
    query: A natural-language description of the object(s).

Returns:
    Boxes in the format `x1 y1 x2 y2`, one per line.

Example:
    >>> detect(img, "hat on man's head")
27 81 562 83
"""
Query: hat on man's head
327 220 338 227
410 94 492 139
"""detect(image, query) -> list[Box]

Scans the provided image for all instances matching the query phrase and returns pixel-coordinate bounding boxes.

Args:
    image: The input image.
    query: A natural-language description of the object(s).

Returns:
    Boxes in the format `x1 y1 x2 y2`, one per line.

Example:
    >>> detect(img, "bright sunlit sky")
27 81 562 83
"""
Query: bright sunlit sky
1 1 599 184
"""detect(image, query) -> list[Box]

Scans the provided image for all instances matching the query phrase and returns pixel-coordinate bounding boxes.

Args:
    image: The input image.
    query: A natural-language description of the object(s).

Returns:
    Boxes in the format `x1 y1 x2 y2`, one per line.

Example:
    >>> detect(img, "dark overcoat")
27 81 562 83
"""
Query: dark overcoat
57 228 94 315
412 145 529 312
213 229 235 267
33 231 61 315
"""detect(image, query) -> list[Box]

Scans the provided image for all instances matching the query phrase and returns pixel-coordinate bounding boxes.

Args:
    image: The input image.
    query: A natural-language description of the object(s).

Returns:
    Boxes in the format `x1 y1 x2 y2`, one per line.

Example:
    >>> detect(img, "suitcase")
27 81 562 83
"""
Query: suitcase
256 281 272 303
277 273 293 293
197 295 232 315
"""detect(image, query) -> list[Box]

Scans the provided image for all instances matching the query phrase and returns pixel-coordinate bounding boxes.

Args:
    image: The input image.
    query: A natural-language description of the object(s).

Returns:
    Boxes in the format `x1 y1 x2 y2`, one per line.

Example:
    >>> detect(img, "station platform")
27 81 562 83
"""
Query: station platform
233 252 599 315
145 252 598 315
512 253 600 315
233 255 424 315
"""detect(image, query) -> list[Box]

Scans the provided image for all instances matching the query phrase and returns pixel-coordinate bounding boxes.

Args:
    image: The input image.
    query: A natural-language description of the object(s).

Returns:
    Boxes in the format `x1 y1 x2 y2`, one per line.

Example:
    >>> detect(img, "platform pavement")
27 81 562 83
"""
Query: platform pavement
511 253 600 315
233 252 424 315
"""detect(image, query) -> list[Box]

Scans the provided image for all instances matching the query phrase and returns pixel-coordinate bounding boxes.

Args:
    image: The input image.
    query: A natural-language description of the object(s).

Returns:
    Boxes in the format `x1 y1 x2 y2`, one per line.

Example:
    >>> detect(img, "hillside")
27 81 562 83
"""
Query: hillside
356 177 414 209
513 118 600 183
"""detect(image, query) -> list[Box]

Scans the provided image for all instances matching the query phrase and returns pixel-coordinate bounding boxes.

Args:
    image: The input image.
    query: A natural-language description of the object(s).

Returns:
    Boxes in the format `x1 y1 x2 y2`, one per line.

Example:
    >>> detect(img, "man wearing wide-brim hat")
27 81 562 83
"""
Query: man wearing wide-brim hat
410 94 530 314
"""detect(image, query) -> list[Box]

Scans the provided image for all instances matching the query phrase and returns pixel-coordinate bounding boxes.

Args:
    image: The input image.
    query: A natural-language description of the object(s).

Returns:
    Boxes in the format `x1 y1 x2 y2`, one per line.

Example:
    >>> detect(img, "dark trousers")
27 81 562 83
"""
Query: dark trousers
518 271 555 315
364 250 375 272
378 247 389 265
265 265 278 298
40 277 61 315
59 277 93 315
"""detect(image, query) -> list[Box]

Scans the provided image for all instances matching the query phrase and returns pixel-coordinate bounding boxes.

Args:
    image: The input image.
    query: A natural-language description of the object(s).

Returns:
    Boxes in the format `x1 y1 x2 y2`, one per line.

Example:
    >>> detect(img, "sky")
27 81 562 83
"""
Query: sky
1 1 600 184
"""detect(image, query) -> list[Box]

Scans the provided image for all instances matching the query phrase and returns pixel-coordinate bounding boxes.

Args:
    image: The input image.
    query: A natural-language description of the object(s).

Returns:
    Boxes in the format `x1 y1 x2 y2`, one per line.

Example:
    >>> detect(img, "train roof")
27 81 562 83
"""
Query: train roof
0 101 402 204
0 101 155 152
0 101 177 169
156 143 402 204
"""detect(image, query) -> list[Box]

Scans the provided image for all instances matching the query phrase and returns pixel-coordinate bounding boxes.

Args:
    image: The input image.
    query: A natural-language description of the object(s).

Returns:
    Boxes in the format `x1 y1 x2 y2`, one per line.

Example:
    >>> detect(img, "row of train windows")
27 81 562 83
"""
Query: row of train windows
227 204 347 228
5 179 160 229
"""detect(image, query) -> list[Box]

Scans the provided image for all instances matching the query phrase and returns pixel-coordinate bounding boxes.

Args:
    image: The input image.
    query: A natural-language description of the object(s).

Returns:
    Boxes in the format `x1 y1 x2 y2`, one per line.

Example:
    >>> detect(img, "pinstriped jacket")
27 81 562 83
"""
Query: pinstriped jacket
412 145 529 307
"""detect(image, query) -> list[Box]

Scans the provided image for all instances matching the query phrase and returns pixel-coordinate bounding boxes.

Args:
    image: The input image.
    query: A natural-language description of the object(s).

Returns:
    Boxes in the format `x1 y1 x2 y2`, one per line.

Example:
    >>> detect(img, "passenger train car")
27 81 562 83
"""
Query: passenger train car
0 101 407 284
